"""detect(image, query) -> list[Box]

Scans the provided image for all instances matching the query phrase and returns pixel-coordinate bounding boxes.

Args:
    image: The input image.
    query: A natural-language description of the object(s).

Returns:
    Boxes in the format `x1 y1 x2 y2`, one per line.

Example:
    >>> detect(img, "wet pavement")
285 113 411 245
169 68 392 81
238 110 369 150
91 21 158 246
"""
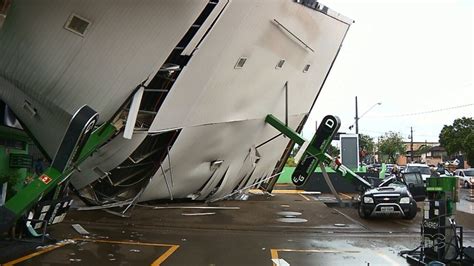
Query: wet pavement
2 188 474 265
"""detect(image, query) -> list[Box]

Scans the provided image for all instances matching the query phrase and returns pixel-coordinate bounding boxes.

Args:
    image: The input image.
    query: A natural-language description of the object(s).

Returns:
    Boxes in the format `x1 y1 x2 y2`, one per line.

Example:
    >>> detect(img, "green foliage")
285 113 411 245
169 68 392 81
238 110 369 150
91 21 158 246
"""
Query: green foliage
415 144 432 156
378 131 405 163
439 117 474 166
285 157 297 167
463 132 474 166
359 134 375 154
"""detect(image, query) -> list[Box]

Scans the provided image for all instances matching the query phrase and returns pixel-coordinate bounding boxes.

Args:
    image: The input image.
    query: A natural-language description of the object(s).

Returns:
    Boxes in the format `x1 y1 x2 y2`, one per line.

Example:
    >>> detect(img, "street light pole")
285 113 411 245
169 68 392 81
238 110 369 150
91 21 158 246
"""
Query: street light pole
355 96 359 135
349 96 381 134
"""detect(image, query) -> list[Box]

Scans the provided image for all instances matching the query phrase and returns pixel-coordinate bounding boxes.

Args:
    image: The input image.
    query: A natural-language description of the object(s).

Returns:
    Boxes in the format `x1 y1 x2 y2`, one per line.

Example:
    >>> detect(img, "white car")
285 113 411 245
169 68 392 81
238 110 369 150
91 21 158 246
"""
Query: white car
454 169 474 188
404 163 432 182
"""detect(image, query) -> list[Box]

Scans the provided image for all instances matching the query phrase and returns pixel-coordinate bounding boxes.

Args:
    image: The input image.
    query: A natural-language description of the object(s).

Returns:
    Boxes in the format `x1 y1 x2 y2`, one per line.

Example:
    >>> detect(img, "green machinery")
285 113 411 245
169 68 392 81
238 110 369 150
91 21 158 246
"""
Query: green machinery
0 126 33 207
266 114 372 189
401 176 474 264
0 105 117 234
422 176 461 261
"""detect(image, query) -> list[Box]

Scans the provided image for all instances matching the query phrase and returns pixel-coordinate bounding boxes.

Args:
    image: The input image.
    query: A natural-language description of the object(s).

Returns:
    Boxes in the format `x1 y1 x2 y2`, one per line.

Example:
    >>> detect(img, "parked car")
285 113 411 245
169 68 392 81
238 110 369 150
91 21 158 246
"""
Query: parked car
454 169 474 188
384 164 396 178
358 172 426 219
404 163 432 182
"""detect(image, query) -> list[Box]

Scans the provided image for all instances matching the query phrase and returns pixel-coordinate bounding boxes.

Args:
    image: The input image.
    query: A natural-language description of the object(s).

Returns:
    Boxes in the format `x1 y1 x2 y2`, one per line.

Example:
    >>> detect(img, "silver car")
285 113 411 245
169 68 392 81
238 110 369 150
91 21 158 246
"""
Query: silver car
455 169 474 188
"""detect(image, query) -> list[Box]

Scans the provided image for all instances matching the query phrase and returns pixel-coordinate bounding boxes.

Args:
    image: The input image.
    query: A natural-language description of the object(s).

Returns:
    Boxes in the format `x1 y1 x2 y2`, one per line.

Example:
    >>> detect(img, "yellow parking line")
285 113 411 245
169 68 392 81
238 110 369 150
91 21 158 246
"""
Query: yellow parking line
299 193 311 201
4 238 179 266
151 244 180 266
271 249 280 266
77 238 180 266
3 242 68 266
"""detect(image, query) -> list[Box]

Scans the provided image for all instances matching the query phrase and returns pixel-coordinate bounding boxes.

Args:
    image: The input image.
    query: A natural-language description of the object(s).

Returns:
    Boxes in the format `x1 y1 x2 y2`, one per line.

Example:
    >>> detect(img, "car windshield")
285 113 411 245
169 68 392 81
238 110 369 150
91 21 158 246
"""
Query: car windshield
464 170 474 176
407 166 431 175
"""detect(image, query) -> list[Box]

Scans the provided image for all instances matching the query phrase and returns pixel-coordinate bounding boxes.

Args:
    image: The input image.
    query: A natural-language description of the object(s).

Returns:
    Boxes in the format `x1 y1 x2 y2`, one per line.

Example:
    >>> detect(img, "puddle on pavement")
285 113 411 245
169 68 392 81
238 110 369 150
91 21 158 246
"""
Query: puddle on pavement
276 218 308 223
277 211 302 216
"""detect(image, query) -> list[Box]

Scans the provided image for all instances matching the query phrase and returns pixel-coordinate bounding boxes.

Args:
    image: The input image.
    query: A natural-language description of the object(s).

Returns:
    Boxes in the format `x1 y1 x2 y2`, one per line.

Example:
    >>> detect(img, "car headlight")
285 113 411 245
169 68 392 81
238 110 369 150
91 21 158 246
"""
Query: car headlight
363 197 374 204
400 197 411 204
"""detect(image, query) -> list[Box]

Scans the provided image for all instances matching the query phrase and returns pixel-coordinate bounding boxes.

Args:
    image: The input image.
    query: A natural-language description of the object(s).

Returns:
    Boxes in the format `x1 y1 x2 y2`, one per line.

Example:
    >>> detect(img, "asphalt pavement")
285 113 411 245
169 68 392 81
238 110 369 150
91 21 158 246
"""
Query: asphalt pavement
2 187 474 265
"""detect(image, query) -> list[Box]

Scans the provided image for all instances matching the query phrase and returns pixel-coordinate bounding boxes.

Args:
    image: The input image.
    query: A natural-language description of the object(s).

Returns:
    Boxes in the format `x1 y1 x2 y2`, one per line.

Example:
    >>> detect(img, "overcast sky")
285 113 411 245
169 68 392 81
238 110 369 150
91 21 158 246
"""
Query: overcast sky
303 0 473 143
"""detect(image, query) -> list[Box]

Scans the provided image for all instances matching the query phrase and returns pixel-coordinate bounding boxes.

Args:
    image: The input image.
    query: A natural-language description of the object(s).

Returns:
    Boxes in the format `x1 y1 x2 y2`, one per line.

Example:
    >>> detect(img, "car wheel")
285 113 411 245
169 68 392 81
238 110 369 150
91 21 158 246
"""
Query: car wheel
358 203 369 219
403 201 417 220
404 210 417 220
465 181 471 189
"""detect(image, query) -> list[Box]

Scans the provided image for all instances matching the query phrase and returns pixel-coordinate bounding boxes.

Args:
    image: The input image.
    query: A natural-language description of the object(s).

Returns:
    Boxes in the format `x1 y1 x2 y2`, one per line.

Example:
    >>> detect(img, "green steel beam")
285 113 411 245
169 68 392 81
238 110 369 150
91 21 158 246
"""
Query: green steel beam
4 123 117 218
265 114 305 145
265 113 372 189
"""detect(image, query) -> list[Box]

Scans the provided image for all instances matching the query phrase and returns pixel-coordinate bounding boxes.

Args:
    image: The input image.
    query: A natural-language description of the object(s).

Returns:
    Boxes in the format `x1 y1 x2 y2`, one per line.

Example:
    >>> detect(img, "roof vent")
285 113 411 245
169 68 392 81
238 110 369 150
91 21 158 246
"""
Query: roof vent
276 59 285 69
234 57 247 69
303 64 311 73
65 14 91 37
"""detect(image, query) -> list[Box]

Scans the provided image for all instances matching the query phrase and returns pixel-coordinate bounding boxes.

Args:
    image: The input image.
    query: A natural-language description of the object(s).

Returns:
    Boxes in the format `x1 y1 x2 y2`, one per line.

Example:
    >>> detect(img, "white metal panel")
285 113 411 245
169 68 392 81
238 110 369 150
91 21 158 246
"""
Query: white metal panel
139 114 303 201
0 0 208 156
70 131 148 189
150 0 349 132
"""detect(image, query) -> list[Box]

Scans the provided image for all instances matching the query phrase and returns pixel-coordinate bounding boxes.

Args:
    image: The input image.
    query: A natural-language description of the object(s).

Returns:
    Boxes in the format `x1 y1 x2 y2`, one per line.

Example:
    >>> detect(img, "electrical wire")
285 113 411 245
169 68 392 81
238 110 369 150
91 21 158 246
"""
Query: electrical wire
367 103 474 119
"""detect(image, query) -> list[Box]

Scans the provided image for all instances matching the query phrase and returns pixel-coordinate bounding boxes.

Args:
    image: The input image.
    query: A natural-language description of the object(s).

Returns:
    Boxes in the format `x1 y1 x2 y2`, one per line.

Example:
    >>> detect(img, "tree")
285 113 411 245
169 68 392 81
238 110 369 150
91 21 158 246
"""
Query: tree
464 132 474 166
439 117 474 166
359 134 375 154
415 144 432 157
359 134 375 163
378 131 405 163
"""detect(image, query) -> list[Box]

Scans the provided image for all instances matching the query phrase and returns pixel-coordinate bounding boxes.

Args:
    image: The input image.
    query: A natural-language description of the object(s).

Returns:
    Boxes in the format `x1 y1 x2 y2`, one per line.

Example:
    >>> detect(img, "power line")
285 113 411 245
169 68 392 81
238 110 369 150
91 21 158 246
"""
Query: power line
366 103 474 119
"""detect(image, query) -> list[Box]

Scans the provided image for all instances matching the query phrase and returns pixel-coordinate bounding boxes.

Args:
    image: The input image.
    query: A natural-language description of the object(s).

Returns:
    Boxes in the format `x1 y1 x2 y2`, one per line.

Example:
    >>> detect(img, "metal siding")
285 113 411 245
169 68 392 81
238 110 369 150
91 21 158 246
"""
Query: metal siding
0 0 208 156
139 114 303 201
150 0 349 132
0 0 352 202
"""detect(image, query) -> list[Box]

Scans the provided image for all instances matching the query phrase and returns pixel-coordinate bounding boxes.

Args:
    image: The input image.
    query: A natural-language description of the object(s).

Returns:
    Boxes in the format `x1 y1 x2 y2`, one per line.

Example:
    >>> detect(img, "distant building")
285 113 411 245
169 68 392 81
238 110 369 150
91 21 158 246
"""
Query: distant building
397 141 443 165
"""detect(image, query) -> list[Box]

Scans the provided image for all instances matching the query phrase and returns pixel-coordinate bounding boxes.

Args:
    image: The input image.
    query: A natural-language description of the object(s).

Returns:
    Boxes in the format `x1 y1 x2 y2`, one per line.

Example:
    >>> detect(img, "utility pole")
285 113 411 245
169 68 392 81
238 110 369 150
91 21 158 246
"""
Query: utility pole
355 96 359 135
410 127 414 162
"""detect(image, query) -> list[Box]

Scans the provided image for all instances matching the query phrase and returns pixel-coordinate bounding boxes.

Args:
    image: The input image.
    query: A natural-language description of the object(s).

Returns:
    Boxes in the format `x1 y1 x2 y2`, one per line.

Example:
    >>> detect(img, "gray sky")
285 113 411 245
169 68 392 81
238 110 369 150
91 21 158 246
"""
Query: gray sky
303 0 473 143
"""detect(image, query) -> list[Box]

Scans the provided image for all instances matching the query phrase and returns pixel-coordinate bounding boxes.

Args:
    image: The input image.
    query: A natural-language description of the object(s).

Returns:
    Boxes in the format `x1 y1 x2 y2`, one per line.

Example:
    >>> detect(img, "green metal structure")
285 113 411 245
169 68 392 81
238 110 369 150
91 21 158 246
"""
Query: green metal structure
0 126 33 198
265 114 372 189
421 176 460 261
0 107 117 234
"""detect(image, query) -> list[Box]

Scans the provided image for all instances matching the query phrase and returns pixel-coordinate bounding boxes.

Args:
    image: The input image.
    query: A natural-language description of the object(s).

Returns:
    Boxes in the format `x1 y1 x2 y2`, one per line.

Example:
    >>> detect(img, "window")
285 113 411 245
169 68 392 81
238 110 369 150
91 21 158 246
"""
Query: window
465 170 474 176
404 173 422 185
234 57 247 69
303 64 311 73
65 14 91 37
275 59 285 69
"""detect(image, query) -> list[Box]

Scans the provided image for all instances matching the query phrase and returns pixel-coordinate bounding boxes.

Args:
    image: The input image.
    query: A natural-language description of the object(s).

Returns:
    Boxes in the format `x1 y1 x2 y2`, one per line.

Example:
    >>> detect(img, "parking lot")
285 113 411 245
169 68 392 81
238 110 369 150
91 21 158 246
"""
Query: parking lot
2 187 474 265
